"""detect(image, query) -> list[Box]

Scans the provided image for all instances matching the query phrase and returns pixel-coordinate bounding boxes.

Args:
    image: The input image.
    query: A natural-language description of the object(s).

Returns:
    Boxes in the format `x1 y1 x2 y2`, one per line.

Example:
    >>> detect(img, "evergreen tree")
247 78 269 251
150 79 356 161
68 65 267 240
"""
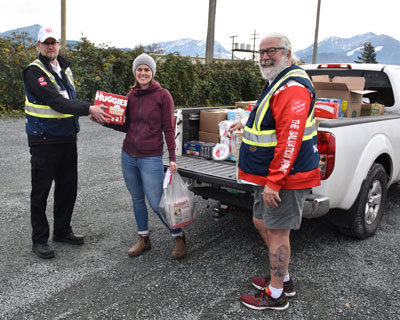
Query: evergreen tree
355 41 378 63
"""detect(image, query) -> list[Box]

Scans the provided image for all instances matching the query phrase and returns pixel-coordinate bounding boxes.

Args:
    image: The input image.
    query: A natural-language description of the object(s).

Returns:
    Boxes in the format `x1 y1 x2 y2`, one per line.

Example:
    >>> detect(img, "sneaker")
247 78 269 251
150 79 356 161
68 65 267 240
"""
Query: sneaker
252 276 296 297
241 290 289 311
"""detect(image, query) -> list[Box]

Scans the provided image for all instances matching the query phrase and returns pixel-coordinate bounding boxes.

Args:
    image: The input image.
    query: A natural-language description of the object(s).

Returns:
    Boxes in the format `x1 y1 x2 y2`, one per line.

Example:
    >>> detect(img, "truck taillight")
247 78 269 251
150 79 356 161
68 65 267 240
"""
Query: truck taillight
317 131 335 180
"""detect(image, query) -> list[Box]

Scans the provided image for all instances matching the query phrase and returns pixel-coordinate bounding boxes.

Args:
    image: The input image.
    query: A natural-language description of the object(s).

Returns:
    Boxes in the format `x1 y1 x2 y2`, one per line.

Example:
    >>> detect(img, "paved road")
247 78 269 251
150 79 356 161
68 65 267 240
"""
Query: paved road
1 117 399 320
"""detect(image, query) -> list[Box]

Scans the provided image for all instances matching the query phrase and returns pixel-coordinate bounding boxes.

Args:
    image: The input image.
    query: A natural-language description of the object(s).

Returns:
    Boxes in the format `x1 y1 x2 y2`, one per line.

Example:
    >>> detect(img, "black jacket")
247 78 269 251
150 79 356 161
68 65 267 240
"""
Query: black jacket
23 54 90 145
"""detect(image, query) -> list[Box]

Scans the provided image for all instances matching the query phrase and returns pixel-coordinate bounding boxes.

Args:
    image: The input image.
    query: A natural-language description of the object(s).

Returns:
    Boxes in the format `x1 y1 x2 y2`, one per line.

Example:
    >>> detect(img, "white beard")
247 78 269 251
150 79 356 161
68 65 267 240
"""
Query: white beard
259 55 289 81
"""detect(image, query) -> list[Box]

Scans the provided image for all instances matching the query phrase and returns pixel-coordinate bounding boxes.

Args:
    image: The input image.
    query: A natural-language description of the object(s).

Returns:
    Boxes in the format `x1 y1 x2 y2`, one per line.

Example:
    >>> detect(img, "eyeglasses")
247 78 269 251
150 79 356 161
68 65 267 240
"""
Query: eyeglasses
258 47 285 57
41 40 58 46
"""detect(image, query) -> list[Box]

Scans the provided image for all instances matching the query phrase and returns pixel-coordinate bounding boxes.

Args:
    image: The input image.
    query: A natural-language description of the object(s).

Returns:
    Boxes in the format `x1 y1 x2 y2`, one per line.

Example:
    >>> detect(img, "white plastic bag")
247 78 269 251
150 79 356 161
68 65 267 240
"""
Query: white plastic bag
159 169 196 229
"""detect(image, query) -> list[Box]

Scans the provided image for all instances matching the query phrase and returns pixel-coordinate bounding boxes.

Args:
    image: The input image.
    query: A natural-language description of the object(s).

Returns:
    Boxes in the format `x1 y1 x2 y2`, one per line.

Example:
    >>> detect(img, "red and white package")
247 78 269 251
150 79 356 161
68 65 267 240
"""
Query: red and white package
94 91 128 125
314 100 340 119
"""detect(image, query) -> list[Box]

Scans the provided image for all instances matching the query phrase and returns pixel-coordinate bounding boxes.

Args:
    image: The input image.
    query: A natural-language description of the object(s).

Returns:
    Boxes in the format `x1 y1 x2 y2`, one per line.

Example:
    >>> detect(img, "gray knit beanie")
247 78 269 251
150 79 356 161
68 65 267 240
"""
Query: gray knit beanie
132 53 156 78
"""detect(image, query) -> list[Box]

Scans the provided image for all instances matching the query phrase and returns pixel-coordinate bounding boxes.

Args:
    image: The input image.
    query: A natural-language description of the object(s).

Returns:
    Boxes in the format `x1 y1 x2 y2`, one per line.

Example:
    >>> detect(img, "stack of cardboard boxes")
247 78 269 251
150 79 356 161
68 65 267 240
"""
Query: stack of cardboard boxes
199 109 229 143
312 75 384 124
183 108 246 162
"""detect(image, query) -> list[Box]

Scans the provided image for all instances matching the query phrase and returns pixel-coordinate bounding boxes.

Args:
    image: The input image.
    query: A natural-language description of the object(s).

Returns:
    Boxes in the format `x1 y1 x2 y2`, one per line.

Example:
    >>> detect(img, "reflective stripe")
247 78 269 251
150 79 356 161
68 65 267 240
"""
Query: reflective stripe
254 69 311 131
25 99 73 118
25 59 74 118
243 68 316 147
243 121 316 147
303 122 317 140
64 68 75 90
243 130 277 146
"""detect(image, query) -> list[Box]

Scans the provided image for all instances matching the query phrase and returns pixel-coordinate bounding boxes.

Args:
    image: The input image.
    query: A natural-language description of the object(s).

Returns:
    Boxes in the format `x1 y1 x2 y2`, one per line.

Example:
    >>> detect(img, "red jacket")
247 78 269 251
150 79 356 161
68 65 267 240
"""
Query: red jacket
107 81 176 162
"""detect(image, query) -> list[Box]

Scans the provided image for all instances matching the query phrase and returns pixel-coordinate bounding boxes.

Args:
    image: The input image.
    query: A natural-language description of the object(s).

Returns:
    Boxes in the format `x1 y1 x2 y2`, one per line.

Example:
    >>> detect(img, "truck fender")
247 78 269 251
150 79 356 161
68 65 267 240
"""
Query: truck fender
341 133 392 209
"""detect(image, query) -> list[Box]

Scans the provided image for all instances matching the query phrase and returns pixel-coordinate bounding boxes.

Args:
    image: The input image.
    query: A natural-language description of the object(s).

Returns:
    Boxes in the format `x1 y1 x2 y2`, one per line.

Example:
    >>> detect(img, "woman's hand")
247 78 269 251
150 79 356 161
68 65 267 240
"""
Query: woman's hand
169 161 178 174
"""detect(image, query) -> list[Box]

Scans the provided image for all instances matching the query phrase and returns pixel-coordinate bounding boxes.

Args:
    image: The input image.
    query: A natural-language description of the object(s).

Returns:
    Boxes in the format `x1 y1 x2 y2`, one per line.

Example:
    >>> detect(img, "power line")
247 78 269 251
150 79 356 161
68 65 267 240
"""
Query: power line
230 30 259 61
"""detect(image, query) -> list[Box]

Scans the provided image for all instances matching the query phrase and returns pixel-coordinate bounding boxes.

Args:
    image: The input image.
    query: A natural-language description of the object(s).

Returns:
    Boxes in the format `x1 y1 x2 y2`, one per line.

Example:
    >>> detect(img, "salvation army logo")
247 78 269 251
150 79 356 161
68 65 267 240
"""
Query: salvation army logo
291 99 306 115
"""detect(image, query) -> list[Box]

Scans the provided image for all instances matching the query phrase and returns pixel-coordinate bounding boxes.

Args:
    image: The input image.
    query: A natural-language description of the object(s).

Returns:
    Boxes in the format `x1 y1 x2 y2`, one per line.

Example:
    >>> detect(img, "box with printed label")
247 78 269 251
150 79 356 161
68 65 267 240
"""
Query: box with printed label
361 103 385 116
312 75 375 118
183 141 205 157
94 91 128 125
229 130 243 162
227 109 251 121
314 99 341 118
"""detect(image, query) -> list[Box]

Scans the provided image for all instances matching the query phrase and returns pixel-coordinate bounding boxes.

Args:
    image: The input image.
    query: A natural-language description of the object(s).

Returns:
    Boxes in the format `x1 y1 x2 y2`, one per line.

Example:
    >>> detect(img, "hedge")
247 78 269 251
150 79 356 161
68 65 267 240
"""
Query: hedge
0 34 264 117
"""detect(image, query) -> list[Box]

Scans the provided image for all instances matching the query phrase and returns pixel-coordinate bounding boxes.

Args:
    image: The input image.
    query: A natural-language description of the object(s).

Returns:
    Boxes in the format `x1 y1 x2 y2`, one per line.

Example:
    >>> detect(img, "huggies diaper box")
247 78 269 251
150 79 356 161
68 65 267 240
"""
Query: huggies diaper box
94 91 128 125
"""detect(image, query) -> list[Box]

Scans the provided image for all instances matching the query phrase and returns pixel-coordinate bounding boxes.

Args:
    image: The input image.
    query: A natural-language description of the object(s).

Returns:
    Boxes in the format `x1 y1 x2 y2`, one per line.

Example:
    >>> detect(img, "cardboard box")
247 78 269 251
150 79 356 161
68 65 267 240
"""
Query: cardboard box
361 103 385 116
94 91 128 125
312 76 374 118
199 131 220 143
183 141 205 157
199 109 228 134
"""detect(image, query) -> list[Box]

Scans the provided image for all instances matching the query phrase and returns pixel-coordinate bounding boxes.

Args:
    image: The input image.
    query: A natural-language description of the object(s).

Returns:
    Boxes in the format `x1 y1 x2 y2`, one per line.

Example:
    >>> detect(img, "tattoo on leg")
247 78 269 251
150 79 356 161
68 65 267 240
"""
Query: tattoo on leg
270 245 289 278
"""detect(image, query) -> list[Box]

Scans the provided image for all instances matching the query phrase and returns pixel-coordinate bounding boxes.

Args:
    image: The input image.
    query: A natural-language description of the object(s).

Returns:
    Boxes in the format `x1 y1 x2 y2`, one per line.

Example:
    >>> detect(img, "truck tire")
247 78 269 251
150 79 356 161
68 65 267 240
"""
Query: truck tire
338 163 387 239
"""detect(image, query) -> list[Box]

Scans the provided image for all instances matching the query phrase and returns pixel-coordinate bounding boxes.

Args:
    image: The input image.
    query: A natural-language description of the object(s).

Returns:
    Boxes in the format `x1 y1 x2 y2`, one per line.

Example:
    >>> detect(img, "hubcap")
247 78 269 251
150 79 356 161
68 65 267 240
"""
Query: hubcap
365 179 382 225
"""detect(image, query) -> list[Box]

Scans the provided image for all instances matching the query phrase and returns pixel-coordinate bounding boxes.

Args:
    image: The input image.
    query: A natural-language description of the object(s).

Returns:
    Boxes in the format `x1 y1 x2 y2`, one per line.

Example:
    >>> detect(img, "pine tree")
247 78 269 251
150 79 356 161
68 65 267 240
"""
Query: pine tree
355 42 378 64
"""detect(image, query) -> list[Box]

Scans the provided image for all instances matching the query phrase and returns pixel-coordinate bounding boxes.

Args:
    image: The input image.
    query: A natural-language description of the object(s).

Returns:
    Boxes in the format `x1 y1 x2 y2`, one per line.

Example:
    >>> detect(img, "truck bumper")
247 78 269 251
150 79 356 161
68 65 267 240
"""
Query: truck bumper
302 194 330 218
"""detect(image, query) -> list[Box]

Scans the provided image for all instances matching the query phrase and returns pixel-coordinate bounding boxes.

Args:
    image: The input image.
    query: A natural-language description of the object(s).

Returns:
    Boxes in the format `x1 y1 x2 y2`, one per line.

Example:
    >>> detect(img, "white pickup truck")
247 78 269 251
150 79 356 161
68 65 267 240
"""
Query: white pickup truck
166 63 400 239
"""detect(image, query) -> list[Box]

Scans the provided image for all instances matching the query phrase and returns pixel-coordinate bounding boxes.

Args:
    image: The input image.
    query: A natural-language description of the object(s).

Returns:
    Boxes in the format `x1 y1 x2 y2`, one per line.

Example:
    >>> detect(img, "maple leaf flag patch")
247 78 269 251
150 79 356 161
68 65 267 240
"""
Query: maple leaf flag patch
291 99 306 115
37 77 47 86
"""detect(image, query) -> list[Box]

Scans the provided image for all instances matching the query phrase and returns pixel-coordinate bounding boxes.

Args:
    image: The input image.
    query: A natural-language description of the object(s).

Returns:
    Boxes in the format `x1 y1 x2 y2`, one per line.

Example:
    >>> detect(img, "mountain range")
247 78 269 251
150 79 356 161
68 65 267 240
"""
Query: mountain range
2 25 400 65
296 32 400 65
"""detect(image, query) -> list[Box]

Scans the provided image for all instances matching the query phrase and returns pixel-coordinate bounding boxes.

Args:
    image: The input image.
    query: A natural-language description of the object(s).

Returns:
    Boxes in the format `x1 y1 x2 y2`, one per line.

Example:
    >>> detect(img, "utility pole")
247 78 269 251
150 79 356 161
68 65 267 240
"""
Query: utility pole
312 0 321 64
205 0 217 64
250 30 259 61
229 35 238 60
61 0 66 51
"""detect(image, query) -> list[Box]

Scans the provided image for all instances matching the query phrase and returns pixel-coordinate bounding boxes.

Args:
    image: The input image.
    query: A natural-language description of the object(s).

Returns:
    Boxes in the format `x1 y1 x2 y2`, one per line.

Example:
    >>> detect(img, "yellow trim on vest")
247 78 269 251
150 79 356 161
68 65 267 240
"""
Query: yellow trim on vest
25 59 74 118
255 69 311 132
242 137 277 147
243 68 317 147
25 98 74 119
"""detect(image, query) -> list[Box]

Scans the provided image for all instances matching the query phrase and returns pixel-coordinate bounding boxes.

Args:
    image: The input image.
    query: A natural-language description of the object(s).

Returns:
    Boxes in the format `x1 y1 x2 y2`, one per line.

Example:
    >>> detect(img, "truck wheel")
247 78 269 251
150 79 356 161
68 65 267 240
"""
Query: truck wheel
338 163 387 239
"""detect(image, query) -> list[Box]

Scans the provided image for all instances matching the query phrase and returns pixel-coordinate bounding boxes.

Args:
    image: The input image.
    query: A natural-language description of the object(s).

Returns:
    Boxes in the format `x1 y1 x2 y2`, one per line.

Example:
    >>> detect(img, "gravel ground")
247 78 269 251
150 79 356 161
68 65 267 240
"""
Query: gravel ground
1 117 399 320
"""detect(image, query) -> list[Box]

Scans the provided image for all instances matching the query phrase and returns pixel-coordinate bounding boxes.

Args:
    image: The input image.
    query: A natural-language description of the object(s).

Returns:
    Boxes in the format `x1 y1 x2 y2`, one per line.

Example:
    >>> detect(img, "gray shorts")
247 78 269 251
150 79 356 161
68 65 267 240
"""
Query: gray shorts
253 186 311 230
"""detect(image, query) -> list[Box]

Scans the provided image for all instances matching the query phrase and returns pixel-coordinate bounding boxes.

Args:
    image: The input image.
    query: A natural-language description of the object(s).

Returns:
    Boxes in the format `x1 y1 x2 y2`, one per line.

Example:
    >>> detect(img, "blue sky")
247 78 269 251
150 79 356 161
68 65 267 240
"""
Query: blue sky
1 0 398 53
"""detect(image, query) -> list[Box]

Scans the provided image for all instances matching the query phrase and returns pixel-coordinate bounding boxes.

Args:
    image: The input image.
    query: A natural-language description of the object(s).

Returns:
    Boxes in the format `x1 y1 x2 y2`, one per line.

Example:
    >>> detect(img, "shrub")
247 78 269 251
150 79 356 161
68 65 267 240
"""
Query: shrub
0 35 264 116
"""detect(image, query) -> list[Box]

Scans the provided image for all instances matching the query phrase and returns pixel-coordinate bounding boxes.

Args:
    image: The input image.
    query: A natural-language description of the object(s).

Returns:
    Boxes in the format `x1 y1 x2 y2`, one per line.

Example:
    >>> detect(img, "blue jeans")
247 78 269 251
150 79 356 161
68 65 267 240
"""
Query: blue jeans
121 151 182 236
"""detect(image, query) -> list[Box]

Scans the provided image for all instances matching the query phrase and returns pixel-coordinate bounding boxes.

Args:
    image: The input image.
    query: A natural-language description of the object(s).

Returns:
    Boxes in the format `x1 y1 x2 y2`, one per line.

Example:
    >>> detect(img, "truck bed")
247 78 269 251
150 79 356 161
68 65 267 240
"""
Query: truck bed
163 154 254 209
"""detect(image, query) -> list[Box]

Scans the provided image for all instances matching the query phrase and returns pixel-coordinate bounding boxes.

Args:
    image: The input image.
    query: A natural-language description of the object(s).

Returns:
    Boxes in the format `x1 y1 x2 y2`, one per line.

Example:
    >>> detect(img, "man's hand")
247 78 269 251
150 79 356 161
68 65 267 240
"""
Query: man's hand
262 184 281 208
89 104 112 124
229 120 244 132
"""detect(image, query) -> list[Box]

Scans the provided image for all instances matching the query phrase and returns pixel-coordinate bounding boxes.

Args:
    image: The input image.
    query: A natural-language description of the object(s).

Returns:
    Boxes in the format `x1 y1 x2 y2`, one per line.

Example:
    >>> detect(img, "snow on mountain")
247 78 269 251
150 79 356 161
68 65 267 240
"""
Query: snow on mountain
295 32 400 65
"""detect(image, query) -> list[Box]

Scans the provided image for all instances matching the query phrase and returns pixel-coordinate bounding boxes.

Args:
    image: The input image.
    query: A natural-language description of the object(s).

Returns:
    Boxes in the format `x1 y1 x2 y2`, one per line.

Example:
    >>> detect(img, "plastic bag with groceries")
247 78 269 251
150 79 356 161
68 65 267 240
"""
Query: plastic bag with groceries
159 169 196 229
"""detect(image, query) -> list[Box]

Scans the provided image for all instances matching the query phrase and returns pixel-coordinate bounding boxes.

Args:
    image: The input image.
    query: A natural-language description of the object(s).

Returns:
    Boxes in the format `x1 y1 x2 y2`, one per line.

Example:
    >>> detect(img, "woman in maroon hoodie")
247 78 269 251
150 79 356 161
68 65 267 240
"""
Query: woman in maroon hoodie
104 53 186 259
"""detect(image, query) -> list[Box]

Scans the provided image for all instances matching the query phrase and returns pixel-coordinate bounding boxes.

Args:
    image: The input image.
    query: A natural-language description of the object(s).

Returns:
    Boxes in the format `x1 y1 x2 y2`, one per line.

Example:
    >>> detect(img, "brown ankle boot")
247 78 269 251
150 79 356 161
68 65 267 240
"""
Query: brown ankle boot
128 235 151 257
171 232 186 260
